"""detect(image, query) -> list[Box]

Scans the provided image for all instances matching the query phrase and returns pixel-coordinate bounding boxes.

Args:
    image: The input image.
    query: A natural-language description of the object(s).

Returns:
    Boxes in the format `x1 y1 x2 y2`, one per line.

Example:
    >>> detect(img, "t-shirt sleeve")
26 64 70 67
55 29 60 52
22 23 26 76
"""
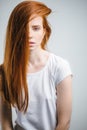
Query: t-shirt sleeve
54 58 73 86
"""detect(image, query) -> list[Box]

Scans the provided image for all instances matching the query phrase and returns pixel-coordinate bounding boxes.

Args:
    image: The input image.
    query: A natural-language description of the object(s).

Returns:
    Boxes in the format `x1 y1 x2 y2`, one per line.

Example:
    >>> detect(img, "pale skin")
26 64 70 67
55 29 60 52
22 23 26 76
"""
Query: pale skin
27 16 49 73
55 76 72 130
0 16 72 130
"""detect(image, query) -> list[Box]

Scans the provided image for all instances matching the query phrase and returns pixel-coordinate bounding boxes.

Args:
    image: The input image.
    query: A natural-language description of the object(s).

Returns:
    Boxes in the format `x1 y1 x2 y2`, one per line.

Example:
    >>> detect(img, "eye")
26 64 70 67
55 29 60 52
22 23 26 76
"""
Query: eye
32 26 40 31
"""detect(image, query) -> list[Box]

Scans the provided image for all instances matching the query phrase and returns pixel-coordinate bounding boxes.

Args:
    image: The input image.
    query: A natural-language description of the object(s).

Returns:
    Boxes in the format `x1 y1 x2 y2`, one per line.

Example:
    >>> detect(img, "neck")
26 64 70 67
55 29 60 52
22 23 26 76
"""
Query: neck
29 48 46 65
27 48 50 73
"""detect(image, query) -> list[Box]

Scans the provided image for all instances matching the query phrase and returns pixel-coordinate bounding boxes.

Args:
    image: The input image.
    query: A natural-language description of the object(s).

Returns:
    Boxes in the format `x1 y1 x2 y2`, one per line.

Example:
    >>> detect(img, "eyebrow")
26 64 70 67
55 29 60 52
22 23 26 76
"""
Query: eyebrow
31 25 41 27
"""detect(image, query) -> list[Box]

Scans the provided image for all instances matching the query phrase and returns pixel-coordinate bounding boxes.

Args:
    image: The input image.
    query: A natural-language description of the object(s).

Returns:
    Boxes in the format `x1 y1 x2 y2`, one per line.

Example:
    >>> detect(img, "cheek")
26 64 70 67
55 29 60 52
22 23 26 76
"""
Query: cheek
36 32 45 42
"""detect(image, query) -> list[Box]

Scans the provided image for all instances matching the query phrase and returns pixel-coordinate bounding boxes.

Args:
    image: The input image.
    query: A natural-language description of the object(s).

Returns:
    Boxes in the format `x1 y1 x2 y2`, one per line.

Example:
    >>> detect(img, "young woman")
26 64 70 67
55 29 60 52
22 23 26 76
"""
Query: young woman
0 1 72 130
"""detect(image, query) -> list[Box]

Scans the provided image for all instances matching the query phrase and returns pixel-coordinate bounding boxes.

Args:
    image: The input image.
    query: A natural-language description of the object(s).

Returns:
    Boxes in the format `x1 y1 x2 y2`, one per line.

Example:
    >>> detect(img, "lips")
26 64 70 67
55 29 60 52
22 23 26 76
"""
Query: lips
29 42 35 47
29 42 35 44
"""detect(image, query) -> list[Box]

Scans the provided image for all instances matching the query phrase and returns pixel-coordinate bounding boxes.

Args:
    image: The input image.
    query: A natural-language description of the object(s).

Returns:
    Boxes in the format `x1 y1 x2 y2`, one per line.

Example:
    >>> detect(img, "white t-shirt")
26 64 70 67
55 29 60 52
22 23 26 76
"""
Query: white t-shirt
15 53 72 130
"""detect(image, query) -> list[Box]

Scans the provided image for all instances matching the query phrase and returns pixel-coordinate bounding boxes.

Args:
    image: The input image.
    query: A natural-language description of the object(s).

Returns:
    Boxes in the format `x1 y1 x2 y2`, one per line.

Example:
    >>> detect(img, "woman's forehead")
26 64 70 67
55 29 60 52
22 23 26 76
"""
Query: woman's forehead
29 16 43 26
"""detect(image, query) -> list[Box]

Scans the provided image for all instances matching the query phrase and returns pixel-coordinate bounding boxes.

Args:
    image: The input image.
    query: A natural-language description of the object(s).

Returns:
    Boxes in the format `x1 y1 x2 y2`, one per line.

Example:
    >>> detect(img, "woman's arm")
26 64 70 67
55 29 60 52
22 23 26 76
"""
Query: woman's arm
0 91 14 130
0 70 13 130
55 76 72 130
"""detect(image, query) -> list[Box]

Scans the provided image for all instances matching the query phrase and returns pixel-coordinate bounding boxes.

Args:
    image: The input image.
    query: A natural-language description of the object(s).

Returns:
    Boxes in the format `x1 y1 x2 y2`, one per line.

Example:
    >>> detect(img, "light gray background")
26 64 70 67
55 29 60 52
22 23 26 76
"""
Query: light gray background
0 0 87 130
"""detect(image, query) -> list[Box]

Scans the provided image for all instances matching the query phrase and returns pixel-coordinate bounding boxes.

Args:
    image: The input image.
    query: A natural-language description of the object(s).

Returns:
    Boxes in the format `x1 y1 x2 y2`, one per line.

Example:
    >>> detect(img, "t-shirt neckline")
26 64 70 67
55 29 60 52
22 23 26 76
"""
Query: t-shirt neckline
27 53 52 76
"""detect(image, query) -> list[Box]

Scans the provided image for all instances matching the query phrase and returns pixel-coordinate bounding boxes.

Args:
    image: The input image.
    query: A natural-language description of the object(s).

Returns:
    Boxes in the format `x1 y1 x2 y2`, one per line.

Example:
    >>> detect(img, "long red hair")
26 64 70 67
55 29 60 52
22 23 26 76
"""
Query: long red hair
2 0 51 112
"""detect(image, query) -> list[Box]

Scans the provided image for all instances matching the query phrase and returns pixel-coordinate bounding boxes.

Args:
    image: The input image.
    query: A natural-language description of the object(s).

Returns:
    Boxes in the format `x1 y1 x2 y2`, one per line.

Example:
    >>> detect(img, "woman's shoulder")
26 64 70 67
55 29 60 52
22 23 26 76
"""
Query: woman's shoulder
0 64 7 93
0 64 4 91
49 53 72 85
0 64 4 72
0 64 5 81
49 52 69 66
0 64 10 103
49 52 72 75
